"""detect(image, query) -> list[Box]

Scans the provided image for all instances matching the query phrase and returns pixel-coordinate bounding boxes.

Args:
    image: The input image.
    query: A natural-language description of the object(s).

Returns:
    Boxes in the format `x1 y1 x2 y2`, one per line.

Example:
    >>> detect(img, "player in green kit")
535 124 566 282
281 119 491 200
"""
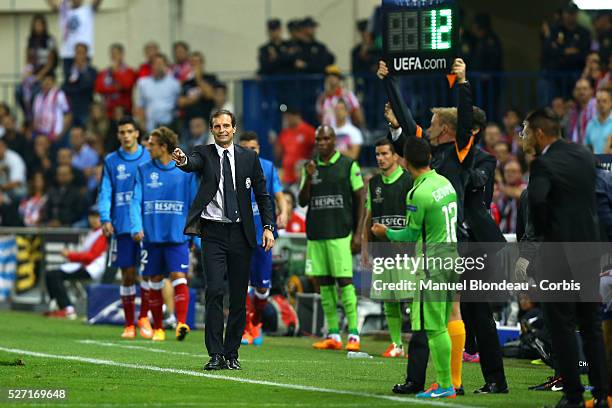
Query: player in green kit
362 138 413 357
299 125 365 352
372 136 458 399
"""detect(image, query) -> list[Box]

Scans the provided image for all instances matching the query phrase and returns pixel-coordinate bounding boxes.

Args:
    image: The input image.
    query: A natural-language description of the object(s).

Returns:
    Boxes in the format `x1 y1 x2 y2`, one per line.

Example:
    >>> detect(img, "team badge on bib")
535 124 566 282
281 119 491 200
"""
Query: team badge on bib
245 177 251 189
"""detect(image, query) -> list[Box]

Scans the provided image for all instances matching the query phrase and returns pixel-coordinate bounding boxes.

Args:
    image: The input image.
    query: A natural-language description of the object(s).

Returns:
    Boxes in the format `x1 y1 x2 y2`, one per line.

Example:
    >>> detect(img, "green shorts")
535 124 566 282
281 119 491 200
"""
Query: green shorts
410 270 456 331
306 235 353 278
370 265 415 301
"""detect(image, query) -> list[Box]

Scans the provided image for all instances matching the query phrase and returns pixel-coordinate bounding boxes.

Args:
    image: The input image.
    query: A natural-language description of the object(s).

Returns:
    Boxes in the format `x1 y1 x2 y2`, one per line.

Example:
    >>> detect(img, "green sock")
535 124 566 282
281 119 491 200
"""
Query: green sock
383 302 403 346
319 285 339 333
340 284 358 335
427 329 452 389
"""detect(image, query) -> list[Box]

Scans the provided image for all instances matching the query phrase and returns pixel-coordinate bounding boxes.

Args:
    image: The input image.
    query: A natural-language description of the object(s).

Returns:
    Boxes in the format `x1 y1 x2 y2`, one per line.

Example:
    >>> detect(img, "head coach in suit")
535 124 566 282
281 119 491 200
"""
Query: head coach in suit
521 107 607 408
172 109 275 371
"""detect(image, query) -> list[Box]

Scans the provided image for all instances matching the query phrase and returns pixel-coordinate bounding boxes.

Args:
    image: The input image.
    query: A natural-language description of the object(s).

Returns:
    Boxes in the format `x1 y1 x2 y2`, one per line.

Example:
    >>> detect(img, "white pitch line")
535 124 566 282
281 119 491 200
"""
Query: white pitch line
76 340 393 365
0 346 478 408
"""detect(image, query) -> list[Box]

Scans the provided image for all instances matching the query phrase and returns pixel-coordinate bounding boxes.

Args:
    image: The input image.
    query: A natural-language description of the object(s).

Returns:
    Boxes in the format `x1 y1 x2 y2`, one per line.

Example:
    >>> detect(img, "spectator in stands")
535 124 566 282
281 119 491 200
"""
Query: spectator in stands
541 3 591 73
495 159 526 234
351 19 379 77
32 72 71 143
258 19 293 75
466 13 503 72
63 43 97 126
494 141 512 169
582 51 606 90
69 126 99 191
0 137 27 226
95 43 137 119
316 65 364 128
551 96 570 133
171 41 192 83
44 206 107 319
43 164 86 227
586 87 612 154
178 51 217 140
501 108 521 153
282 189 305 233
87 101 116 154
16 14 58 124
53 147 86 190
567 78 597 144
184 116 209 151
1 113 32 165
212 82 234 113
591 12 611 64
333 99 363 160
29 135 53 178
137 41 159 78
275 108 315 185
600 55 612 90
47 0 102 76
135 53 180 132
482 122 502 155
0 103 10 124
297 17 335 74
19 170 48 227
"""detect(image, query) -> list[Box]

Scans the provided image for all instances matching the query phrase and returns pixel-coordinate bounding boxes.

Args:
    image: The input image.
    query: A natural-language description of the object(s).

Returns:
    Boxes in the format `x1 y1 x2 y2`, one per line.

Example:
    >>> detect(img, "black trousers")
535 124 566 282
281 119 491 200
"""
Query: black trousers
45 267 91 309
542 301 608 402
200 220 253 359
461 301 507 385
405 330 429 388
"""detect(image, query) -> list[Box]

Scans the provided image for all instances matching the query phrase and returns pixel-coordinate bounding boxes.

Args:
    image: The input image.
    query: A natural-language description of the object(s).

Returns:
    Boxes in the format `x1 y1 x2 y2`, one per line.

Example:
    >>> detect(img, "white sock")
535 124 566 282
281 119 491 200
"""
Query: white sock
329 333 341 342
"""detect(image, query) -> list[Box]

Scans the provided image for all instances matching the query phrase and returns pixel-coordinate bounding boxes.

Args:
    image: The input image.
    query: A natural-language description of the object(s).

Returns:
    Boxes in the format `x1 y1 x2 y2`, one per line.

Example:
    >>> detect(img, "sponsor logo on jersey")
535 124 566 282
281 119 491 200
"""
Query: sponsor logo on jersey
407 204 418 212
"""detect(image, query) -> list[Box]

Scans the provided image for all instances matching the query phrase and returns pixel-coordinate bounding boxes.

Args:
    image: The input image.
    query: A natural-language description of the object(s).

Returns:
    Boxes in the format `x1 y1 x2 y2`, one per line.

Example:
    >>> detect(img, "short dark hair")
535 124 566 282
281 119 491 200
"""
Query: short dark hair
375 138 396 153
117 116 139 129
70 124 85 133
240 131 259 143
42 72 56 81
209 109 236 129
75 42 88 52
154 53 169 65
403 137 431 169
473 106 487 131
283 189 296 209
110 43 124 53
525 107 561 138
173 41 189 51
214 82 227 91
150 126 179 153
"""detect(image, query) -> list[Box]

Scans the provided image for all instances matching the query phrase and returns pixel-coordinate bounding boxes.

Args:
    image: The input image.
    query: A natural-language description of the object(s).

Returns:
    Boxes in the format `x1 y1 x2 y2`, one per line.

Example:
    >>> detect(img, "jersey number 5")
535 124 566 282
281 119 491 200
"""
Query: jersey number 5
441 202 457 243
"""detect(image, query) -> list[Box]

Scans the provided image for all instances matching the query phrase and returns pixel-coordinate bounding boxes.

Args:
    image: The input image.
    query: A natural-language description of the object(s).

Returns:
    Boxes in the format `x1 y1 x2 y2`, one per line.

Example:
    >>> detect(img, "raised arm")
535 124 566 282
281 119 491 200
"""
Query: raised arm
453 59 475 165
172 147 204 173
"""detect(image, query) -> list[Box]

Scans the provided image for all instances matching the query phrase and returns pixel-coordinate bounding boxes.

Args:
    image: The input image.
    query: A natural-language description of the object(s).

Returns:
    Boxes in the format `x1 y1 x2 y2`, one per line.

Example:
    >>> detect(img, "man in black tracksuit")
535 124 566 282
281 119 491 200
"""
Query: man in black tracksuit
378 59 508 395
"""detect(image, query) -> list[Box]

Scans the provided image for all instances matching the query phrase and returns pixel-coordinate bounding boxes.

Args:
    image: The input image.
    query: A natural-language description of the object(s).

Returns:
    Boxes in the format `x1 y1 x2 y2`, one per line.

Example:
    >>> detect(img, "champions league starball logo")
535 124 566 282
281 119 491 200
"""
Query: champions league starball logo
147 172 163 188
311 170 322 185
116 164 130 180
373 186 384 204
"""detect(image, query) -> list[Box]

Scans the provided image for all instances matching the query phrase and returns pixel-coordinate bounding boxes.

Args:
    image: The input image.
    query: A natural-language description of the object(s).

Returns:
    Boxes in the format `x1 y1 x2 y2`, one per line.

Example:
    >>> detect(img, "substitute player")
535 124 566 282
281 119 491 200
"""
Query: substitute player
239 131 289 345
372 137 458 399
130 127 198 341
299 125 365 351
98 116 153 339
361 138 413 357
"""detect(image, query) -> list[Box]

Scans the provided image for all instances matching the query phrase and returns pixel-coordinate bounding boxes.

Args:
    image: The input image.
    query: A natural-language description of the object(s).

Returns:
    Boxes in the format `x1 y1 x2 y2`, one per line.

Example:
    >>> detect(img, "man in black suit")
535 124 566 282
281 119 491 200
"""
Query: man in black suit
172 110 275 371
521 107 607 407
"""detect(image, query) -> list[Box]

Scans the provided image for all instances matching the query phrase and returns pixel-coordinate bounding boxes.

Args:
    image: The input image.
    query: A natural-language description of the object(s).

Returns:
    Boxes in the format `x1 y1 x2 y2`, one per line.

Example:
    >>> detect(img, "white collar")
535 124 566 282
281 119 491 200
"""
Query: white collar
214 142 234 158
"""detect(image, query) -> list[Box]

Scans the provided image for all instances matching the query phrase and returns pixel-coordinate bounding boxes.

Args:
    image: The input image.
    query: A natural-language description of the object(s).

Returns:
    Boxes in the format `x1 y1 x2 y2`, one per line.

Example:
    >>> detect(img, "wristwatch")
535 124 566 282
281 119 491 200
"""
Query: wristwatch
263 225 275 232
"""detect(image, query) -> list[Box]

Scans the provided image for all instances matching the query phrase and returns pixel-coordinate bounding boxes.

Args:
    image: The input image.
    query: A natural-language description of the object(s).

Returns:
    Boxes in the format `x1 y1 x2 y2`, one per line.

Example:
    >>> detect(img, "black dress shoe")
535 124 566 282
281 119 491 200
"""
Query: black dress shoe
392 381 424 394
203 354 226 370
225 358 241 370
545 396 585 408
455 385 465 396
474 382 509 394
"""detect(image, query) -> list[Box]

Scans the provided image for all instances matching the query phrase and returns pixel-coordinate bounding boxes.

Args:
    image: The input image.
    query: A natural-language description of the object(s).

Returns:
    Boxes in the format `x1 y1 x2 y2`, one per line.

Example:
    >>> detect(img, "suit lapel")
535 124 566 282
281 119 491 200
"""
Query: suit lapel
207 144 221 185
234 144 243 181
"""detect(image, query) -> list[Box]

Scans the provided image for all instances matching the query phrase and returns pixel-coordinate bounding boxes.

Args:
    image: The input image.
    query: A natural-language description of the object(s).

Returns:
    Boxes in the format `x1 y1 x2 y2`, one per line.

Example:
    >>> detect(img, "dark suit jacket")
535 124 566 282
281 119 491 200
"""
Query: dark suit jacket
177 143 274 248
528 139 599 243
527 139 600 296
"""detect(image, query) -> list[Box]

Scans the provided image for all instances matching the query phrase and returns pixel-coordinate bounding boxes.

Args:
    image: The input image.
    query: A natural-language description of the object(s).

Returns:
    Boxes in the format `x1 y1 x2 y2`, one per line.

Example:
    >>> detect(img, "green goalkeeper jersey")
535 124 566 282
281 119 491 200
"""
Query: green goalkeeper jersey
387 169 458 266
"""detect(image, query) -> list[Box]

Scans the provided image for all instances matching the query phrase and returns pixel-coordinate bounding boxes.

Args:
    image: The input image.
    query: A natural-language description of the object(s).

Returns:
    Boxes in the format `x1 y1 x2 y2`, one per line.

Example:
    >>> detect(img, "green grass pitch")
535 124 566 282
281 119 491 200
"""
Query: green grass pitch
0 311 571 407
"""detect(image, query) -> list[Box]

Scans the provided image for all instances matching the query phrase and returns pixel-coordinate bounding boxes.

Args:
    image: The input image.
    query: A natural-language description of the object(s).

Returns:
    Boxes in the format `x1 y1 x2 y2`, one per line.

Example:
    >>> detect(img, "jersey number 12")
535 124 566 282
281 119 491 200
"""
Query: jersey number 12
441 202 457 242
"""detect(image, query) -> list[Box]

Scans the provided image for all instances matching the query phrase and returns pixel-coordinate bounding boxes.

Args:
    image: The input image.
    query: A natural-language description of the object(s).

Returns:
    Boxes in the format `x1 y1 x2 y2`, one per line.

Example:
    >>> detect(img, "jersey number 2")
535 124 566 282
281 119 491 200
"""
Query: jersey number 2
441 202 457 242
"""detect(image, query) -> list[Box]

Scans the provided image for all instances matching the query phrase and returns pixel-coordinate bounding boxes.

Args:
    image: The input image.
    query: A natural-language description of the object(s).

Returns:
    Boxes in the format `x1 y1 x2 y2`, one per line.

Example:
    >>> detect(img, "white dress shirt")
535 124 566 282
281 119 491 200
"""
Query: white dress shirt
200 143 240 223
